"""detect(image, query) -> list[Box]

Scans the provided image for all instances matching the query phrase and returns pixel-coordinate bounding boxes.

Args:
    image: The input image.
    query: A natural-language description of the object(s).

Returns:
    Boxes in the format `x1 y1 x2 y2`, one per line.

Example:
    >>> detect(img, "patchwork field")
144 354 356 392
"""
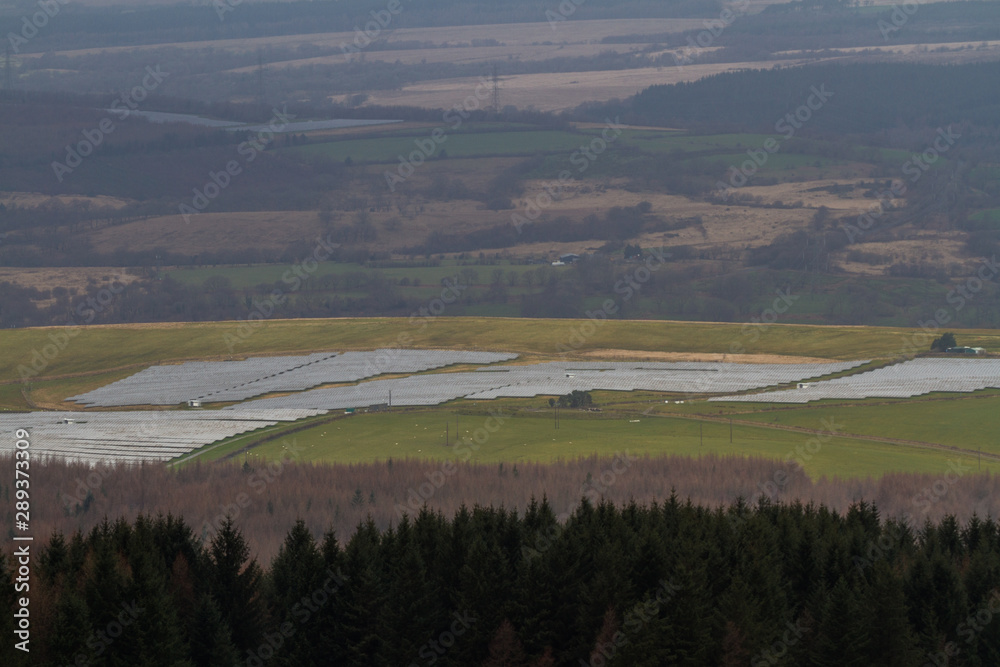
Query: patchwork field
70 125 887 260
341 61 811 113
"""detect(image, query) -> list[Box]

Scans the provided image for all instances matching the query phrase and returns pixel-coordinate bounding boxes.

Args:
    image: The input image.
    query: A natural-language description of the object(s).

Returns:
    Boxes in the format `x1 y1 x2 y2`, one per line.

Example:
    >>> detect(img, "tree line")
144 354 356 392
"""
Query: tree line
3 497 1000 665
589 61 1000 135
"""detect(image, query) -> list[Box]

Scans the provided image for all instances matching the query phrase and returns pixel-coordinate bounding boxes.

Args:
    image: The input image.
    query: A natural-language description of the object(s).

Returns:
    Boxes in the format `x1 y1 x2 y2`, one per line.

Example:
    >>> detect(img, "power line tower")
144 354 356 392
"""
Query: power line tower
490 63 501 114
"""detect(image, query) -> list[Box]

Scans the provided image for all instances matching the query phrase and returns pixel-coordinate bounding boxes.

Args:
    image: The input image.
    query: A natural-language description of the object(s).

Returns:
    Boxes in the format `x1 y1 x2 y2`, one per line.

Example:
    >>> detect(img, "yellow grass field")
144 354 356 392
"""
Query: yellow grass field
3 316 1000 389
0 268 141 301
0 192 130 209
342 61 812 113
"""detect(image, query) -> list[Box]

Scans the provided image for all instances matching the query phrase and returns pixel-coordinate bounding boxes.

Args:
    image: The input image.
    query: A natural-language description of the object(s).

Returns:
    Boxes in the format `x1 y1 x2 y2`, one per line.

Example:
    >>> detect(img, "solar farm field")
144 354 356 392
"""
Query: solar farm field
3 318 1000 480
5 317 1000 391
203 408 999 479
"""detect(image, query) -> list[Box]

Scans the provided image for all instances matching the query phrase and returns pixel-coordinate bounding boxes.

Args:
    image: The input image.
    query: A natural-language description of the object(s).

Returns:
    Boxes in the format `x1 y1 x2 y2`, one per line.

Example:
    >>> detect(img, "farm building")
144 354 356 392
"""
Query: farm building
946 347 985 355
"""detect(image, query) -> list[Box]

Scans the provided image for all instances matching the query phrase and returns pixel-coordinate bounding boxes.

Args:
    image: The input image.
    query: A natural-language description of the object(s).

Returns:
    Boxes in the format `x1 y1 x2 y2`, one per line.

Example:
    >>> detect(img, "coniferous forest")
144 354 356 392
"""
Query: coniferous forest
3 498 1000 666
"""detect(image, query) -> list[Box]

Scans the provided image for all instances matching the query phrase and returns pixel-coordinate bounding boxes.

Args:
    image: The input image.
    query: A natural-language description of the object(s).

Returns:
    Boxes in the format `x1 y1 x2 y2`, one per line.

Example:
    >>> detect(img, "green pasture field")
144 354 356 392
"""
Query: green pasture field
968 209 1000 229
729 392 1000 455
194 408 997 479
285 127 848 166
615 132 781 154
286 129 594 163
970 209 1000 222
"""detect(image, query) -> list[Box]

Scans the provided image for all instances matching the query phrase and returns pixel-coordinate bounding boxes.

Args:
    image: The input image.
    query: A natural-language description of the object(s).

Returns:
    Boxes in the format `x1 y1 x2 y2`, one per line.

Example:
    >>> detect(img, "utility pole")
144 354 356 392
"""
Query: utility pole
700 422 703 446
491 63 501 113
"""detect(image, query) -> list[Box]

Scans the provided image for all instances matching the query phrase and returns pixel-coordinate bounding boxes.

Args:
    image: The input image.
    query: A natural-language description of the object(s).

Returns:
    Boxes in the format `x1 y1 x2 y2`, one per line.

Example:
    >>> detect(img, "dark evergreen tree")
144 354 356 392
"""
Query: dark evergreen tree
188 594 240 667
207 516 266 657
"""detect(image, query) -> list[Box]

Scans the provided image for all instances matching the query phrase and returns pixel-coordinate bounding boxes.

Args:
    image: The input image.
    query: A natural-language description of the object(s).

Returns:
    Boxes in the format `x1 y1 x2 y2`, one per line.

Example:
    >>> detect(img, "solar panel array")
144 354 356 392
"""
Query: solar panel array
69 350 518 407
229 360 867 411
710 358 1000 403
15 354 874 466
0 409 323 465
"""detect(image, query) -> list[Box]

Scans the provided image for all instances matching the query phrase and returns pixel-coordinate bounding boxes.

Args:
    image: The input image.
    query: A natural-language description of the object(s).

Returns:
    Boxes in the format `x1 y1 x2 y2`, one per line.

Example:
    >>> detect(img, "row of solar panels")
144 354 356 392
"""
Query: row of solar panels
711 358 1000 403
5 355 880 465
228 360 868 411
69 349 518 406
0 409 323 465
